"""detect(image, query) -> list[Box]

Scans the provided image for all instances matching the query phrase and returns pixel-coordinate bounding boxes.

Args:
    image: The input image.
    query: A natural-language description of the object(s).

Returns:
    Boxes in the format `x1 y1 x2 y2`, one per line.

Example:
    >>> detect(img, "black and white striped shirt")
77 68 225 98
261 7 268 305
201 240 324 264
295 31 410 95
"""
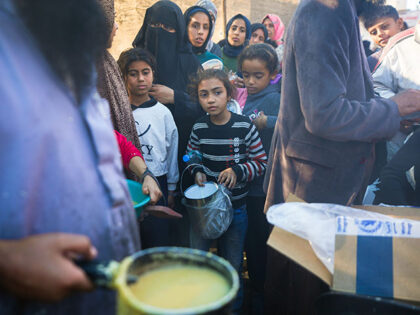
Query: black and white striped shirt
186 113 267 207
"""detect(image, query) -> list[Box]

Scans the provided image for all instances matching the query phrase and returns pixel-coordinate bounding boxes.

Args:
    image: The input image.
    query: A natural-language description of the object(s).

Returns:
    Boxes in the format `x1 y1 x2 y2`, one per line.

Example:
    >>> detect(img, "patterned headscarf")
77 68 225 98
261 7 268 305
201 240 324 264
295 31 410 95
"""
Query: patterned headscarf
97 0 142 179
100 0 114 37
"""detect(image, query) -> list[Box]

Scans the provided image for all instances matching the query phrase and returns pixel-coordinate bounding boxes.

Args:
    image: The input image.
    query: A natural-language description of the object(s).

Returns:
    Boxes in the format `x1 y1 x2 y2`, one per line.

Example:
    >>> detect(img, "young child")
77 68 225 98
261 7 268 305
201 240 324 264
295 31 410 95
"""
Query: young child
238 43 280 312
360 4 406 71
186 69 267 312
234 43 281 110
118 47 179 248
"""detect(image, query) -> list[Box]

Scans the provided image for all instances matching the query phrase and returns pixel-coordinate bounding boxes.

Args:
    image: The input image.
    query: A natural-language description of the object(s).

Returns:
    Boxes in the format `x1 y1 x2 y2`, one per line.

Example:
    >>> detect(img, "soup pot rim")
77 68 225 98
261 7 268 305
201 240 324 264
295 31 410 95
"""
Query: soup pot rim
115 246 239 314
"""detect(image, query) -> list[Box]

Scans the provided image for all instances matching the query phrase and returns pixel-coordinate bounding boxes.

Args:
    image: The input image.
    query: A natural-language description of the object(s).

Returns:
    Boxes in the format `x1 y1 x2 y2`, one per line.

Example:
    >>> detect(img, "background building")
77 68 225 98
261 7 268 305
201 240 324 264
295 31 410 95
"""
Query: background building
110 0 419 59
110 0 299 58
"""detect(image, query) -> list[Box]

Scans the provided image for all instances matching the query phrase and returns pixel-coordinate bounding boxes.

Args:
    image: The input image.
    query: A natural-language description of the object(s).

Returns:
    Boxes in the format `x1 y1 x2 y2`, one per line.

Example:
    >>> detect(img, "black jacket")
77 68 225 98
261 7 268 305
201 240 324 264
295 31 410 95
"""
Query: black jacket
374 129 420 206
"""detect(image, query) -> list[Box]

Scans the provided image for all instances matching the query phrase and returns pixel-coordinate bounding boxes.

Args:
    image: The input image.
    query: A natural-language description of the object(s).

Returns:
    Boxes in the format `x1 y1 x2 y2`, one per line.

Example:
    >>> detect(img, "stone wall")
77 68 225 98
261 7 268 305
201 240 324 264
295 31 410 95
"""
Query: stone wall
250 0 299 27
110 0 299 59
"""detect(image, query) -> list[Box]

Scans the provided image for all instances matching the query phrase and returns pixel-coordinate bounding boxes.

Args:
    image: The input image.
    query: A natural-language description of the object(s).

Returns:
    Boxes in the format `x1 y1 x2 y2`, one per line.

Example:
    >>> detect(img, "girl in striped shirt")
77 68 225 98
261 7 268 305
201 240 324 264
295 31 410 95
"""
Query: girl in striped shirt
186 69 267 311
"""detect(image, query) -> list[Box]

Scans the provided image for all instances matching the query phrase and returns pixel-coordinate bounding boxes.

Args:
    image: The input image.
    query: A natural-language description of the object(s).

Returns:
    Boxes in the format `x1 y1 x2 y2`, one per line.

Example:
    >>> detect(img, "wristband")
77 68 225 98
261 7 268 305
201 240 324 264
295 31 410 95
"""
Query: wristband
139 168 154 184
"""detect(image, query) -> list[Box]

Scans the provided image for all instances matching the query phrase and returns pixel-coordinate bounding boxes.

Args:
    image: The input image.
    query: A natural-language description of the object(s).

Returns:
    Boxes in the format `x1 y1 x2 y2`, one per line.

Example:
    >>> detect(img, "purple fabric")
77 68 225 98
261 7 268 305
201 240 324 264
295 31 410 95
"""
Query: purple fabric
0 1 140 313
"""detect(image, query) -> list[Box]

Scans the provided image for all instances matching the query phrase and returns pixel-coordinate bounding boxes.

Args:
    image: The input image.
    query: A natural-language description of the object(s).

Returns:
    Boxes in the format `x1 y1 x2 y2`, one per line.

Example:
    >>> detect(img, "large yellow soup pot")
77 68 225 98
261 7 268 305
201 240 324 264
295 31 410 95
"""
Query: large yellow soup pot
80 247 239 315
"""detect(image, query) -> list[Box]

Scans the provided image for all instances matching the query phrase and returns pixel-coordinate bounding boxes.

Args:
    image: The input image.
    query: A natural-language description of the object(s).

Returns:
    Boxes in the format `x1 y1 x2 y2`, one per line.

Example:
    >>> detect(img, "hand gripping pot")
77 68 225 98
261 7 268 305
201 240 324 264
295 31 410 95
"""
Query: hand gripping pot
183 182 233 239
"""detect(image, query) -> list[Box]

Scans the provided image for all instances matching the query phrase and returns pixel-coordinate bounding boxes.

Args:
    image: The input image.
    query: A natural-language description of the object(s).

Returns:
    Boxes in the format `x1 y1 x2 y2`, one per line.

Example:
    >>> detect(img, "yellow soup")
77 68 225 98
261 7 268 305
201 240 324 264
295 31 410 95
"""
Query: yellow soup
129 265 230 309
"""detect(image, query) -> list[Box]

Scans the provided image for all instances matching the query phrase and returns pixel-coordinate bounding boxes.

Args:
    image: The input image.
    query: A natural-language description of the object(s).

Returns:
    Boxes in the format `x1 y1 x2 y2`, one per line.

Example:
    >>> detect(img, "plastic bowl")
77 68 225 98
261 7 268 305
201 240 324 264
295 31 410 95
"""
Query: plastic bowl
126 179 151 217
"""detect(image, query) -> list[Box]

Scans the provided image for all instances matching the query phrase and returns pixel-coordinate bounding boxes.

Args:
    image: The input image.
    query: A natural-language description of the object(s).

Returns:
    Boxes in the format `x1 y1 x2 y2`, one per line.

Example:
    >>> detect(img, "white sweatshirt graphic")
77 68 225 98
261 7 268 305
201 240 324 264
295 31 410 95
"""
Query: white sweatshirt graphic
132 101 179 191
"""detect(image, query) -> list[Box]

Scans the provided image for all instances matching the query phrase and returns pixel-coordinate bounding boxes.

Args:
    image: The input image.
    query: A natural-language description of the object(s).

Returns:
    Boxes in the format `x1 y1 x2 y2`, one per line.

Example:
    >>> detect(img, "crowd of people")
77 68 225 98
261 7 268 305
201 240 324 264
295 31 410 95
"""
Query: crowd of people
0 0 420 314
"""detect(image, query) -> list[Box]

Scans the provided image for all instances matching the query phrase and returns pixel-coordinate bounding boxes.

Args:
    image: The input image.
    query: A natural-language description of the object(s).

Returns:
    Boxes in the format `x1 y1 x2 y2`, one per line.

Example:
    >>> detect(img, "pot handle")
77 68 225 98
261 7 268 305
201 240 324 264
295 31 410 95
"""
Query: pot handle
180 162 212 196
75 260 119 287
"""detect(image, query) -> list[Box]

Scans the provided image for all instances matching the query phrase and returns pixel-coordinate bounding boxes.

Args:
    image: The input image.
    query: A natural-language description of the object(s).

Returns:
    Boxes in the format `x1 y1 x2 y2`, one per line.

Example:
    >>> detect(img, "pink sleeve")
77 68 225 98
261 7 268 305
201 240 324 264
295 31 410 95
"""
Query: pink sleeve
234 88 248 110
114 130 144 170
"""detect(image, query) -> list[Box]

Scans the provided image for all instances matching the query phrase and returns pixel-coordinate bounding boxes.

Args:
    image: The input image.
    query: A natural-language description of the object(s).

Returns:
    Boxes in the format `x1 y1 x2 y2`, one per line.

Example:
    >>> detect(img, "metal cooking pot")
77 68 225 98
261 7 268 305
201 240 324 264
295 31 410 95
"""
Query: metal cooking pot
182 182 233 239
183 182 219 208
78 247 239 315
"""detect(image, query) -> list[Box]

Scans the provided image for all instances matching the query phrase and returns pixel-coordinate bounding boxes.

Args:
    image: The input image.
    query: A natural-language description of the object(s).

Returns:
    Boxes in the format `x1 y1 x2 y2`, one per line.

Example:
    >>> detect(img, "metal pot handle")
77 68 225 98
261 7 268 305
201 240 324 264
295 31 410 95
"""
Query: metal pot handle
75 260 122 287
180 163 213 196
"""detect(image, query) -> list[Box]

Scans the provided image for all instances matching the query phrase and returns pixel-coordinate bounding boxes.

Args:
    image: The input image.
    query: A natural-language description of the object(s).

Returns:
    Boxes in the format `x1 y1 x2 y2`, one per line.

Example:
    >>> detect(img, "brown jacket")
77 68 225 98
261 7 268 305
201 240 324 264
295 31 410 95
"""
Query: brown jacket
264 0 400 208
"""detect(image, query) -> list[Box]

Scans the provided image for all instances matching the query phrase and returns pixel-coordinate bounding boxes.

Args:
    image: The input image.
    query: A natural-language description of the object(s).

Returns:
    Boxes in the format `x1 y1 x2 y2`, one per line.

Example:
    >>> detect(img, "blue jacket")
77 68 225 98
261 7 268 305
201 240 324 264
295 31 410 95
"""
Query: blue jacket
242 83 280 196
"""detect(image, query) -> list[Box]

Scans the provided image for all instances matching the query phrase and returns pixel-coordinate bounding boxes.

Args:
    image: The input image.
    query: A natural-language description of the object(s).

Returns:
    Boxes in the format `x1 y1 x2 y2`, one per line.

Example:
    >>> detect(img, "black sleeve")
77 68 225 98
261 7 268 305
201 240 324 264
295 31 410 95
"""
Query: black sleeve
173 90 204 119
374 129 420 205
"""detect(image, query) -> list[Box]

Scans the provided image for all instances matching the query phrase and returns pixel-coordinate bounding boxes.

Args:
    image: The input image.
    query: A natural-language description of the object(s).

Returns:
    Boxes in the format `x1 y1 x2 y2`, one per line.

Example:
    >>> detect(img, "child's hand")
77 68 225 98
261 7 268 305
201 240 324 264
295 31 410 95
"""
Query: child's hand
233 77 245 88
142 175 162 205
195 172 207 187
254 111 267 130
218 168 237 189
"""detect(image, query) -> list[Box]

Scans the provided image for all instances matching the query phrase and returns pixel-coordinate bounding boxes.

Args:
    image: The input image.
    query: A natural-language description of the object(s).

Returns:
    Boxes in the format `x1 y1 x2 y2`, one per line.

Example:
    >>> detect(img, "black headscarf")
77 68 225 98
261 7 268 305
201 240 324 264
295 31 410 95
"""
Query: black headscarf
184 6 213 55
250 23 268 42
218 14 251 58
132 0 200 92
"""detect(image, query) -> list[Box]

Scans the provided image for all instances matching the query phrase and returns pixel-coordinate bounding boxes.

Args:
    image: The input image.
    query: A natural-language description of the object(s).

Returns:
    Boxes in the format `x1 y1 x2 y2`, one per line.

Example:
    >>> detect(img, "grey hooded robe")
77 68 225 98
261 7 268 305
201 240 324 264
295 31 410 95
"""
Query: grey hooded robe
264 0 400 207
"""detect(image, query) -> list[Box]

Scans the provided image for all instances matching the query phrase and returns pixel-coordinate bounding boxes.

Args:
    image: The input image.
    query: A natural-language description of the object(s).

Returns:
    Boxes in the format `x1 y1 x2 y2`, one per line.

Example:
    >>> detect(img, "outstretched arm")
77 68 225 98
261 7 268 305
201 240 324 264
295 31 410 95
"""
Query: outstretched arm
114 130 162 204
128 157 162 205
293 4 401 142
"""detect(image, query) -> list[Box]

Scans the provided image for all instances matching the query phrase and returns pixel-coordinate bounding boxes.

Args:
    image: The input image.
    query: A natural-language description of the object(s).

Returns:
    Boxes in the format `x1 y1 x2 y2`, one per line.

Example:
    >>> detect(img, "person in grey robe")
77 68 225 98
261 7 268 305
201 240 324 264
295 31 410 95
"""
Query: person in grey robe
264 0 420 208
263 0 420 314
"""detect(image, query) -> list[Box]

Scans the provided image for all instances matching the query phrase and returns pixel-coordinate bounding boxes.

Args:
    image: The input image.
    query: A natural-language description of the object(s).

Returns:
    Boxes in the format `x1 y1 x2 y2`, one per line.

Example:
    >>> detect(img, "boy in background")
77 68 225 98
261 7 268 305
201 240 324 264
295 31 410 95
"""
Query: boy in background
360 3 407 181
372 21 420 162
360 4 406 71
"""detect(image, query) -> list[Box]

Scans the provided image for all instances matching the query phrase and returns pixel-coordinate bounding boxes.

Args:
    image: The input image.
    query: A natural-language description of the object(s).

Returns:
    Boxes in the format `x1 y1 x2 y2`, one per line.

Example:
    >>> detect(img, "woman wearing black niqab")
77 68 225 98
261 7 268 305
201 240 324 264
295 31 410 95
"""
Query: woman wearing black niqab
133 0 200 95
133 1 203 248
132 0 202 171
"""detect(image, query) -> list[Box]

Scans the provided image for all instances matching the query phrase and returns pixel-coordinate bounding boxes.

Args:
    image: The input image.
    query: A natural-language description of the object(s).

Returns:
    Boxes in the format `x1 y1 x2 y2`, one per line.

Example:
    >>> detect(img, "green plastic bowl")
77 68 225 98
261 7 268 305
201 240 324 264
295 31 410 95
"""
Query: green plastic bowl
126 179 151 217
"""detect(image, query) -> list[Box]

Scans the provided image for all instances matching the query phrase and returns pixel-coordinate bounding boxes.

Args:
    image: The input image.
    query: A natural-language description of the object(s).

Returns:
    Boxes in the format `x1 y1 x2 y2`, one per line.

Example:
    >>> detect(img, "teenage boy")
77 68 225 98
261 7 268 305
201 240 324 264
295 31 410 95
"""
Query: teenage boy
118 47 179 248
372 21 420 162
360 4 406 71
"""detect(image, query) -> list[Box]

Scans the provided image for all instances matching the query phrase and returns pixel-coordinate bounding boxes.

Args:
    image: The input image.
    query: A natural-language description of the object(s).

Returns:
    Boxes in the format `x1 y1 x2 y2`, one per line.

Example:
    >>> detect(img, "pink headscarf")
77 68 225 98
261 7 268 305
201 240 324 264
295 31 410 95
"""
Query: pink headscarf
263 14 285 45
